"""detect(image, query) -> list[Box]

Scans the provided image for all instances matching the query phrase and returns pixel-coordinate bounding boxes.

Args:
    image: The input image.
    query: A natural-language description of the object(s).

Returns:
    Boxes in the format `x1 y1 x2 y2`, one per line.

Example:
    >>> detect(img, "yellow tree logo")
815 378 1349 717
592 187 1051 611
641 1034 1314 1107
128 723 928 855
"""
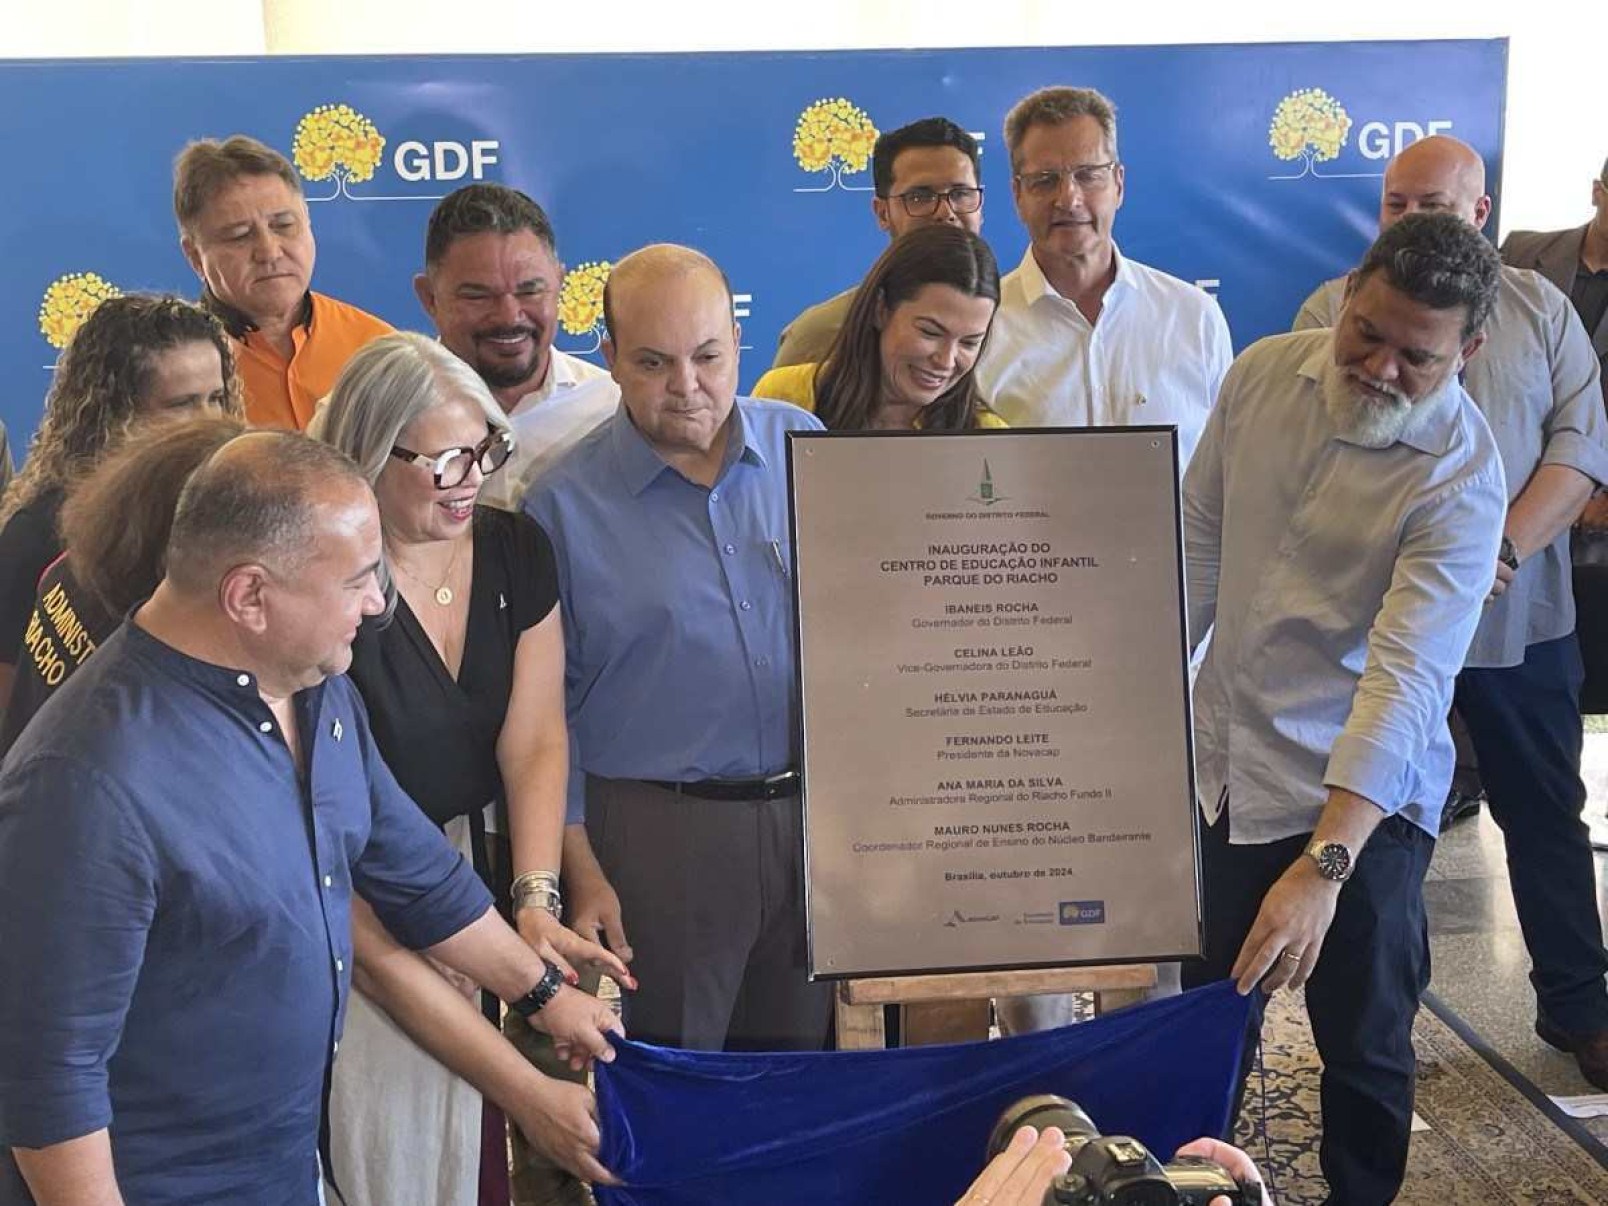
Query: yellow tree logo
38 272 122 351
793 98 878 193
293 103 387 200
1268 88 1354 179
558 261 612 354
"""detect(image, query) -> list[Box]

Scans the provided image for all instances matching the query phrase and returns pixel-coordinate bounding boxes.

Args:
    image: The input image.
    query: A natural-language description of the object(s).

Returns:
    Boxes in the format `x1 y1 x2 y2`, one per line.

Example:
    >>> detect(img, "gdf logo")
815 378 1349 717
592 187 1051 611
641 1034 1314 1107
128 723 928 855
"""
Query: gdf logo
293 103 501 201
1268 87 1453 180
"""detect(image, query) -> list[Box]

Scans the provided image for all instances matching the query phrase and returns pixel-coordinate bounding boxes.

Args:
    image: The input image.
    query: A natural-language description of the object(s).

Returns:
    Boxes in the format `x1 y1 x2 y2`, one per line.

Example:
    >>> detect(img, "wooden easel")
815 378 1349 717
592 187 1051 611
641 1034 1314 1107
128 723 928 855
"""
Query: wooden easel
834 964 1158 1050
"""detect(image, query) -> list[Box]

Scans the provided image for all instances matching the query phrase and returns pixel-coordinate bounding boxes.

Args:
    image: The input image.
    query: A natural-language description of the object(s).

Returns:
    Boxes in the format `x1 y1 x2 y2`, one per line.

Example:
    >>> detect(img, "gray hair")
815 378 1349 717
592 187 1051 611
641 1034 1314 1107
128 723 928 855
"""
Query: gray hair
1353 211 1503 341
164 431 367 593
311 331 511 489
1003 87 1119 172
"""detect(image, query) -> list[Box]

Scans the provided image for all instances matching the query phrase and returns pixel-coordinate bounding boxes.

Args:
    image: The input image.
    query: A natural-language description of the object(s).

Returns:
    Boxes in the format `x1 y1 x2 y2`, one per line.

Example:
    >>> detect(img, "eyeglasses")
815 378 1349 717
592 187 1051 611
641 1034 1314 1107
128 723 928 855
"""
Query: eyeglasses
886 185 984 218
1015 162 1120 197
390 428 515 489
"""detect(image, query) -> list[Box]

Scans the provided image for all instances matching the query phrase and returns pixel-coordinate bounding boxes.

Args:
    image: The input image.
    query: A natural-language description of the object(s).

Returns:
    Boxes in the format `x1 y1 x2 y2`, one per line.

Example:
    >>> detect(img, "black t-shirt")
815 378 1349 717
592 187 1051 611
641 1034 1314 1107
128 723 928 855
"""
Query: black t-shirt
0 554 116 759
0 489 65 667
347 507 559 832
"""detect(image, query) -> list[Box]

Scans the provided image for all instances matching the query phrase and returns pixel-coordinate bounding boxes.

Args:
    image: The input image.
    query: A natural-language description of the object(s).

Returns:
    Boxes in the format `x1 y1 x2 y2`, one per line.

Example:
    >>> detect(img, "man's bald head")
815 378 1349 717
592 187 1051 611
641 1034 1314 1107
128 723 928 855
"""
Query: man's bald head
602 244 734 346
1381 135 1491 232
165 431 372 595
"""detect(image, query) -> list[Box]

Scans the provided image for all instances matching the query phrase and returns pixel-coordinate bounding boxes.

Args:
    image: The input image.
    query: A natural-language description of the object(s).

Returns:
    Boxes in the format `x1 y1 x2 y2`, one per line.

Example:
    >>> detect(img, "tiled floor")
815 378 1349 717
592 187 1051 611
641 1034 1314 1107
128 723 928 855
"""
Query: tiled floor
1423 730 1608 1142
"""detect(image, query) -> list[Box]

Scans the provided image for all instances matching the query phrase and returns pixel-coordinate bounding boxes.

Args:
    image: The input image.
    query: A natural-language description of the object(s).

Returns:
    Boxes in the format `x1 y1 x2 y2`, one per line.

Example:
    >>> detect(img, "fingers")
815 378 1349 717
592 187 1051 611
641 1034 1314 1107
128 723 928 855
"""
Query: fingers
560 932 634 986
578 1154 621 1187
538 943 581 985
993 1126 1071 1203
1176 1138 1268 1206
960 1125 1038 1203
602 912 634 965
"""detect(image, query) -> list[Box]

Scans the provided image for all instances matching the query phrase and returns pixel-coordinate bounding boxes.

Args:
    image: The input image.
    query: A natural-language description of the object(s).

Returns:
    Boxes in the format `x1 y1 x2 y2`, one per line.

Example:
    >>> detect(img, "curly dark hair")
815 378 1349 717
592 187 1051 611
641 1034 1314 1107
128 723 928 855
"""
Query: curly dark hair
1353 211 1503 340
0 294 244 526
424 183 557 269
814 225 1000 432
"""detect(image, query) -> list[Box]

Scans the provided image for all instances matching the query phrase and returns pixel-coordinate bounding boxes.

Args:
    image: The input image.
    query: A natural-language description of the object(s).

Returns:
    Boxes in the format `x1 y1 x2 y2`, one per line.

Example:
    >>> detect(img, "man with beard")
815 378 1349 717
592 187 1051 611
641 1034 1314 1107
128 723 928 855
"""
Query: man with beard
1295 138 1608 1093
414 184 623 1205
415 184 620 511
1181 212 1507 1206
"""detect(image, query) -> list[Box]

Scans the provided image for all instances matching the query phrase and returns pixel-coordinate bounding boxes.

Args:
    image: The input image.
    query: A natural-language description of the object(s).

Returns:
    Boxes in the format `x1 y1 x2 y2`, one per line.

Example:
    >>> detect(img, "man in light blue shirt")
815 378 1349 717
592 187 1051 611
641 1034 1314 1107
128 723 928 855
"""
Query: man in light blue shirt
1181 213 1508 1205
1294 137 1608 1092
526 244 831 1052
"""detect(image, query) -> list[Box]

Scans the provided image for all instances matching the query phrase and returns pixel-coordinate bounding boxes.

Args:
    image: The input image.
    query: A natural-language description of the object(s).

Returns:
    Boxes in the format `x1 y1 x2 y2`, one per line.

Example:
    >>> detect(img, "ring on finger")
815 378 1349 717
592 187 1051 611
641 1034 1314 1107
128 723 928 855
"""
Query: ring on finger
1280 950 1303 963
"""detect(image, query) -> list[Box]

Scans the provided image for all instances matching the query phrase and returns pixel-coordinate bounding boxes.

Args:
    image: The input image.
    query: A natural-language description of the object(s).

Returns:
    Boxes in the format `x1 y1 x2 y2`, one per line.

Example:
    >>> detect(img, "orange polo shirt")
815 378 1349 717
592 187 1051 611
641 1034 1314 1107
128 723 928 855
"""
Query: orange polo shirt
231 291 393 431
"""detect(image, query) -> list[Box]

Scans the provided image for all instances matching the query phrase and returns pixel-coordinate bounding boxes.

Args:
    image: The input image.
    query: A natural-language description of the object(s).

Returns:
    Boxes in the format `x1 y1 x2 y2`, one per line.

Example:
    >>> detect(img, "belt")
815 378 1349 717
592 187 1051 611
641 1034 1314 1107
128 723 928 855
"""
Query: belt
646 769 801 801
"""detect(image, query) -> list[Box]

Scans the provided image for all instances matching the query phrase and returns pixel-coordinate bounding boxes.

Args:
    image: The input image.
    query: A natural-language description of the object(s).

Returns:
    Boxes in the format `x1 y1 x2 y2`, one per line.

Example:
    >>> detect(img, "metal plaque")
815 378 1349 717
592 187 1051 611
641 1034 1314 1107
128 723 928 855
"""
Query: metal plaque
789 429 1202 979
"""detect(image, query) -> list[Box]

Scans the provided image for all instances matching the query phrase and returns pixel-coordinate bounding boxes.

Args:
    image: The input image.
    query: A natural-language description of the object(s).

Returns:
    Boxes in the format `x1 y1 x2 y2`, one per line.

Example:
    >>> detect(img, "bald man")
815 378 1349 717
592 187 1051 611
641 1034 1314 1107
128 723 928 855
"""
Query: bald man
524 246 832 1054
1295 136 1608 1089
0 432 622 1204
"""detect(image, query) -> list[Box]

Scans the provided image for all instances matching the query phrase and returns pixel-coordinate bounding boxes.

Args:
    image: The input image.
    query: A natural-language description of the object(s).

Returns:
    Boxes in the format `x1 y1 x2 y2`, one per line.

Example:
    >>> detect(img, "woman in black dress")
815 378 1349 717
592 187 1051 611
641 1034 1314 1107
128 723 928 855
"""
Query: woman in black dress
313 332 630 1206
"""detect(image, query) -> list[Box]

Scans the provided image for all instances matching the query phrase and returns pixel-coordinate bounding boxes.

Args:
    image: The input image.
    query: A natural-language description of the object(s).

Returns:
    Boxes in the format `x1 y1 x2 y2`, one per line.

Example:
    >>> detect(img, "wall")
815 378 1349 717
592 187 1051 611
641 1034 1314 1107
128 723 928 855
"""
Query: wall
5 1 1599 234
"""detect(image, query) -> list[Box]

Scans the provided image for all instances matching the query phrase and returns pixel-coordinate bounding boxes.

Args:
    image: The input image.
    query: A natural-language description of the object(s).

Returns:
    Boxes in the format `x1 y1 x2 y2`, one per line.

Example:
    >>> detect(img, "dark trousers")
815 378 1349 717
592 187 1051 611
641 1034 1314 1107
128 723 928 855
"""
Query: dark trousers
1455 633 1608 1032
586 777 832 1052
1182 811 1434 1206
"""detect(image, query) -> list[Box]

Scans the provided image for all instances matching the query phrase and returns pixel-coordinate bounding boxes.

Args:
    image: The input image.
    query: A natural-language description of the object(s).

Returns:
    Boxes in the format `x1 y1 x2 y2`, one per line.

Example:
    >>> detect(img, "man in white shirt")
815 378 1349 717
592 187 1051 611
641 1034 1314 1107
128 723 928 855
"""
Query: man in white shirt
985 86 1230 1034
415 184 619 512
974 86 1231 470
413 182 619 1206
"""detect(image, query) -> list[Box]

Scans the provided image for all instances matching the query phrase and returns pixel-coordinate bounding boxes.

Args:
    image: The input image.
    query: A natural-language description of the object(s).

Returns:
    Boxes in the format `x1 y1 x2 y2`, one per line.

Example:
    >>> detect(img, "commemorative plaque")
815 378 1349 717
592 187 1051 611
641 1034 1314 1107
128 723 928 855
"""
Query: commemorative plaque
788 429 1201 978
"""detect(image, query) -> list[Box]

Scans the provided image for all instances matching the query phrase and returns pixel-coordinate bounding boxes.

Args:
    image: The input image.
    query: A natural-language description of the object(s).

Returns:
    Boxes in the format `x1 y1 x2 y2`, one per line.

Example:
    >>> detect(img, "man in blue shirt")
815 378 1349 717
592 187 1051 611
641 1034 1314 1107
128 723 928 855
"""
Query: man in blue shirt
526 244 832 1052
1181 214 1509 1205
0 432 622 1206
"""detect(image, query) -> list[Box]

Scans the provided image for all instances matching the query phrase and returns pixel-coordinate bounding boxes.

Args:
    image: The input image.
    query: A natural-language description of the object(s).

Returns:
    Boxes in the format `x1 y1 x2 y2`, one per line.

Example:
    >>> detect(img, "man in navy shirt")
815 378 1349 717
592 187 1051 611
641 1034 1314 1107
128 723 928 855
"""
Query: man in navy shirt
0 432 621 1205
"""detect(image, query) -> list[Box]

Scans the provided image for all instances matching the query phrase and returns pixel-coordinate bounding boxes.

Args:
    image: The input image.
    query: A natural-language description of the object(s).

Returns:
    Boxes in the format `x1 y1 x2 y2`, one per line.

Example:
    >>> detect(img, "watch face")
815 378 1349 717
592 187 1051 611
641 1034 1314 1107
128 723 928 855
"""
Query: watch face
1315 842 1351 880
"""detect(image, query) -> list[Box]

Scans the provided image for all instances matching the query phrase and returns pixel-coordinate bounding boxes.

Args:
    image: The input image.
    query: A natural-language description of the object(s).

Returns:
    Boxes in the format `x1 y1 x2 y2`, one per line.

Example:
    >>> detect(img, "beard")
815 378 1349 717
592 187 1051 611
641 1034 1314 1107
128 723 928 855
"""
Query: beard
470 325 544 391
1322 363 1442 449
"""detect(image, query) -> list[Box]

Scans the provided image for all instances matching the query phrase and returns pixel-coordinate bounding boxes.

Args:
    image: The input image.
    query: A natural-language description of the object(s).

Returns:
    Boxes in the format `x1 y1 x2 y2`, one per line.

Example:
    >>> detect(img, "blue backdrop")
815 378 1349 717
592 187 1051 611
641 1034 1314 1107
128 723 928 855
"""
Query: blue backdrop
0 40 1505 450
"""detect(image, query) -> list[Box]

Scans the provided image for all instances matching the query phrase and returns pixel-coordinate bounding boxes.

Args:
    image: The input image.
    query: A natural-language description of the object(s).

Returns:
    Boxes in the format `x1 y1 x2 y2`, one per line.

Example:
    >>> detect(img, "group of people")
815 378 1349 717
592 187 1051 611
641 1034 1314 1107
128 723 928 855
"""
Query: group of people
0 77 1602 1206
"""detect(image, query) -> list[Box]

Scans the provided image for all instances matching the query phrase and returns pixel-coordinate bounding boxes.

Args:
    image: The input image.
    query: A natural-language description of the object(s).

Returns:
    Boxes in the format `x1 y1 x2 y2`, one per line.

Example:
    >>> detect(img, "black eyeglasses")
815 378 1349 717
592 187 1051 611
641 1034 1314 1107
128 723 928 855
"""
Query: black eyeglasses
1015 162 1120 196
390 428 515 489
887 185 984 218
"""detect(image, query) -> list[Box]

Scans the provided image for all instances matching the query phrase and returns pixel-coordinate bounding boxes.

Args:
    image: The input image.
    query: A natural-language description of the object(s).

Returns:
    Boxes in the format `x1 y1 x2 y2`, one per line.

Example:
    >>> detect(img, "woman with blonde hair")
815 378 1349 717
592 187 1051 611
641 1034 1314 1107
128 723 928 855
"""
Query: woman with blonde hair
313 331 631 1206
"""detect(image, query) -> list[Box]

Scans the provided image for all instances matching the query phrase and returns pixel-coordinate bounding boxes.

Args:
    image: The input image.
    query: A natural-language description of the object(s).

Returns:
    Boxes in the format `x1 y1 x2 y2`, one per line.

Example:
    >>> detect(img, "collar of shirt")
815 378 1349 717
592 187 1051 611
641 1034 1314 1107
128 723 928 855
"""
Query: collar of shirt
1294 336 1462 458
121 611 289 712
1012 241 1135 318
202 287 313 341
509 350 595 419
607 401 766 496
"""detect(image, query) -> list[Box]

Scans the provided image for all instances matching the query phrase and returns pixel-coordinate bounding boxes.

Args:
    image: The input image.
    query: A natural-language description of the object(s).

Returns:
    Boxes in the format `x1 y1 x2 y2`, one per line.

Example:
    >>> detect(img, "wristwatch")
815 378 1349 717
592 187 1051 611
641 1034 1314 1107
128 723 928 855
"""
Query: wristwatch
508 960 566 1018
1304 838 1354 882
1498 536 1520 572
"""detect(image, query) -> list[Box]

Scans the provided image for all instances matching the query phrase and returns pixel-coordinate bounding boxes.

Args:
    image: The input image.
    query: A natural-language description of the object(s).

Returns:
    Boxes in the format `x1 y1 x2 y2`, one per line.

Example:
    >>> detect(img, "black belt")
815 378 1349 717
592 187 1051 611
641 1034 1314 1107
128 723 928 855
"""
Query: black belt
646 769 800 801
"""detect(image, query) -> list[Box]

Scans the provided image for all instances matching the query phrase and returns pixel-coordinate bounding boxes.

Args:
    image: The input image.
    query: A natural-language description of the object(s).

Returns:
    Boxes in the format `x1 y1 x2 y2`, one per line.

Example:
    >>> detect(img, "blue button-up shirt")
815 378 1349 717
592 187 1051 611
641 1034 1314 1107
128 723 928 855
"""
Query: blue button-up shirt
1185 330 1508 844
0 622 491 1205
525 399 824 822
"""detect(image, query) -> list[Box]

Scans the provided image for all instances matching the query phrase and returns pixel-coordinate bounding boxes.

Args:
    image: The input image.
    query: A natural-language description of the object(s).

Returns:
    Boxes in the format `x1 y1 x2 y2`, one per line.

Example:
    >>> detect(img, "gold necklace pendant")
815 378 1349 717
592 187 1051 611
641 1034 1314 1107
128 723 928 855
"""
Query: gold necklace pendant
435 585 455 607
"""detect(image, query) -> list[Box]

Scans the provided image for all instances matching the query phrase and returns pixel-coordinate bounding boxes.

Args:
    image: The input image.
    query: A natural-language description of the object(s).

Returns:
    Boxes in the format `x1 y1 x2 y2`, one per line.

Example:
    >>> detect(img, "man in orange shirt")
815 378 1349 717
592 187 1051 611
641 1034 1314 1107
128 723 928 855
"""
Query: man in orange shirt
173 135 392 430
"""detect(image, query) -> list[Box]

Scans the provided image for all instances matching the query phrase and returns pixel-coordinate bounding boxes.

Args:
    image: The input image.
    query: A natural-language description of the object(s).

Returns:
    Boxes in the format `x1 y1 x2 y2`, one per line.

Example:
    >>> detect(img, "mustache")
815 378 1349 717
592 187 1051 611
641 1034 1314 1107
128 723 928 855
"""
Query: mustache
475 325 538 341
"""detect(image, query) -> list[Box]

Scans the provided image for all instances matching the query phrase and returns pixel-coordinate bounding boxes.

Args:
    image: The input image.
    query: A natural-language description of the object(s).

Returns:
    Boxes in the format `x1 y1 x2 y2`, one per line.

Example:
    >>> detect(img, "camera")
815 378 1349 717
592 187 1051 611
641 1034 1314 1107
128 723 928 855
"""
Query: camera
986 1095 1261 1206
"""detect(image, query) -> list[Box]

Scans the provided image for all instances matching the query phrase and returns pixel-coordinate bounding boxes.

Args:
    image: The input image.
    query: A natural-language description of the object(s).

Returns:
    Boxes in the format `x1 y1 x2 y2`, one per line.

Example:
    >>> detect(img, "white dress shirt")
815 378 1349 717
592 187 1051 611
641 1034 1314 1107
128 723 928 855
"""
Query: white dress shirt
479 349 619 511
1186 329 1507 844
975 245 1233 471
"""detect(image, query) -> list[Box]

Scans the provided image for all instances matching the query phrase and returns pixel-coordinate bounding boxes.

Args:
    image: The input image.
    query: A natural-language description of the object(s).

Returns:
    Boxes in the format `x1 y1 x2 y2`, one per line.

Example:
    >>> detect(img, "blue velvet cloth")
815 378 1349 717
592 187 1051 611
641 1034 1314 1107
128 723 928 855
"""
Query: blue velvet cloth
596 980 1254 1205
